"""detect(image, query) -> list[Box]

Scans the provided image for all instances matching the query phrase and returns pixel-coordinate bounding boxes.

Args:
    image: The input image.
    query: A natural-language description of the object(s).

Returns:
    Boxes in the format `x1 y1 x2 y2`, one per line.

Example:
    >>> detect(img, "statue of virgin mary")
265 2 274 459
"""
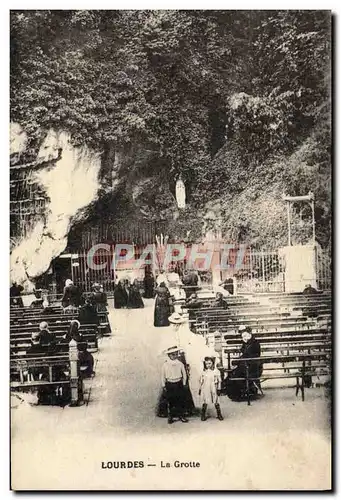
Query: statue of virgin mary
175 176 186 209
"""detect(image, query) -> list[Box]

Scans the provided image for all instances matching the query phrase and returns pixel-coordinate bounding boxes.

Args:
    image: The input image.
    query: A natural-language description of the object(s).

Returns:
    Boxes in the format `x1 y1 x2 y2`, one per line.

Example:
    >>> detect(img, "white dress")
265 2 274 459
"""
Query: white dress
199 368 221 405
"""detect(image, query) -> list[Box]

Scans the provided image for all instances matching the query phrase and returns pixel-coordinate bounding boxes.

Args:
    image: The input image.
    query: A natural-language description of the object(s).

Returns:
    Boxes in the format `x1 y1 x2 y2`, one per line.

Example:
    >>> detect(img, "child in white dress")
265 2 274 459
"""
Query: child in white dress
198 357 224 421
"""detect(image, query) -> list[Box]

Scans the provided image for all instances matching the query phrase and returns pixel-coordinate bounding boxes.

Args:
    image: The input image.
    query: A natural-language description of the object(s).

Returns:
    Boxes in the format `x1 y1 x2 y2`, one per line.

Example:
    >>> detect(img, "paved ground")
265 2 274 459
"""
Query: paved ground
11 299 332 490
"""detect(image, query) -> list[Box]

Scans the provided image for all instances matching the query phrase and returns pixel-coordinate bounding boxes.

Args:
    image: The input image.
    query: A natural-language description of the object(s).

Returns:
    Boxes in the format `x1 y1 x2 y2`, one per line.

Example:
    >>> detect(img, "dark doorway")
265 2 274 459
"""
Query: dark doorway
53 256 72 294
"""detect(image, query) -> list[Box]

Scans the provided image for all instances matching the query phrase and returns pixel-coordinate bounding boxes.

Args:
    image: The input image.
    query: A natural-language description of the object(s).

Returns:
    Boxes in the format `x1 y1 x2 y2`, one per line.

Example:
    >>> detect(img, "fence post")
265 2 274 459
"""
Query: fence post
261 249 265 293
69 339 80 406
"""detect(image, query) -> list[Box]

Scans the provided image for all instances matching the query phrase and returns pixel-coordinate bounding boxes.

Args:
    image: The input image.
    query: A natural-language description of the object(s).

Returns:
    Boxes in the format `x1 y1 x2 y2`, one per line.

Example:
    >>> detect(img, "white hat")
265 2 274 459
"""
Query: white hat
168 312 186 324
238 324 247 333
164 345 182 355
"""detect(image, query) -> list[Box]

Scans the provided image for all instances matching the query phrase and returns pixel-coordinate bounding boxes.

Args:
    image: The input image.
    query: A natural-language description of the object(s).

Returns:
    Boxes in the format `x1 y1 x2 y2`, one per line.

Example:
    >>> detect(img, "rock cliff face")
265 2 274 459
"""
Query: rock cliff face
10 126 103 287
10 125 189 287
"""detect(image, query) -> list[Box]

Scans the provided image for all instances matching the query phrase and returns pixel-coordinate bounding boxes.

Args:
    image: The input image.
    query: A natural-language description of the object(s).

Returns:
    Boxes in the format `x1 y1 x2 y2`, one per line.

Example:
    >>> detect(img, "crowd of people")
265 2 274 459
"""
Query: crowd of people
11 267 261 415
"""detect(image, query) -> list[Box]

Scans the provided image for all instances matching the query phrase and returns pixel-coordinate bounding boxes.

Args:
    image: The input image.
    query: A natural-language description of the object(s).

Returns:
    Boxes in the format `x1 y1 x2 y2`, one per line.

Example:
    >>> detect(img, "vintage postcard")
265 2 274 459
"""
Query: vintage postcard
10 9 332 491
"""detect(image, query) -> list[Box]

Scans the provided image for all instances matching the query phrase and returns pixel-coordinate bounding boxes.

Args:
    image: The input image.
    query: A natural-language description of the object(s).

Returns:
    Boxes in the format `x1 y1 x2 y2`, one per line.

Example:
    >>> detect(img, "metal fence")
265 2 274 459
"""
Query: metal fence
52 243 332 294
233 249 286 294
315 246 332 291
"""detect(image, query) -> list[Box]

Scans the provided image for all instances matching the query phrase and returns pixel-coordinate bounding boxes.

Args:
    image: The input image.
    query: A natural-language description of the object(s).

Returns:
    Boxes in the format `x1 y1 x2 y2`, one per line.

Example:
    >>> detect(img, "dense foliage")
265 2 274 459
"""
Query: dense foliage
10 10 331 248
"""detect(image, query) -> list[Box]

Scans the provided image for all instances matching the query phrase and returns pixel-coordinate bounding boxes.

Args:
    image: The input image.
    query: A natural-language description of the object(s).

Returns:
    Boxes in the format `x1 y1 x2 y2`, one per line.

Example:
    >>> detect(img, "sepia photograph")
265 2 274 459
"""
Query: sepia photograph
9 9 332 491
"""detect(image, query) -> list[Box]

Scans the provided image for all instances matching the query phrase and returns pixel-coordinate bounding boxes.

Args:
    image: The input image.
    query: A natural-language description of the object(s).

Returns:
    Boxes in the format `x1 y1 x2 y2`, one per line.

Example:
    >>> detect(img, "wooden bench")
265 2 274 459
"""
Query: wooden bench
11 312 111 336
10 324 99 351
10 340 84 406
195 316 315 332
221 352 330 405
10 334 97 354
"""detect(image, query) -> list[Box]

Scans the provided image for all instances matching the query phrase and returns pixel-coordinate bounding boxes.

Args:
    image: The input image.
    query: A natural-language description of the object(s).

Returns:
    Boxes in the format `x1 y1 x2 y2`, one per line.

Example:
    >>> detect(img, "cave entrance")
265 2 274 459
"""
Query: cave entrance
52 254 72 294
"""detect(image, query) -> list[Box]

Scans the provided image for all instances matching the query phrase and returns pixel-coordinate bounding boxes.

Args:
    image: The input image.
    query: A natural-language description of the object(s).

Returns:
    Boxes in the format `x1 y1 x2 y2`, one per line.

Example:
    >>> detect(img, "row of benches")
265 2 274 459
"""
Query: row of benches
189 292 332 405
10 305 112 406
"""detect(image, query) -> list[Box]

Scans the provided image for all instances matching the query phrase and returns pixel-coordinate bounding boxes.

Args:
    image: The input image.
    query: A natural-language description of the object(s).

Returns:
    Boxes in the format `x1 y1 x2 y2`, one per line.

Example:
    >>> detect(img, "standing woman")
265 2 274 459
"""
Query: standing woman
144 269 155 299
168 312 196 417
127 279 144 309
91 283 108 312
113 280 128 309
154 282 172 327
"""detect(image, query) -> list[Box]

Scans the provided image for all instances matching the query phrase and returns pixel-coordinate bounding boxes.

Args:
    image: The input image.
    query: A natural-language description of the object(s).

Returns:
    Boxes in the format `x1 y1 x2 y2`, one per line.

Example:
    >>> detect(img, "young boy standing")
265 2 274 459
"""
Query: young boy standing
161 346 189 424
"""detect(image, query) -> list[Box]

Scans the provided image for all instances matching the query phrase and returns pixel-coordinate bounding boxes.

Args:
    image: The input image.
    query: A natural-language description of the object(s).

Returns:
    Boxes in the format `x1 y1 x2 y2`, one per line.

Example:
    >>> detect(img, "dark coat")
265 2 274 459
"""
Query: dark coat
91 291 108 312
222 279 234 295
10 284 24 307
114 283 128 309
182 272 199 298
154 285 171 327
144 274 155 298
79 303 99 325
127 285 144 309
226 336 262 402
239 336 262 378
40 329 57 347
62 285 82 308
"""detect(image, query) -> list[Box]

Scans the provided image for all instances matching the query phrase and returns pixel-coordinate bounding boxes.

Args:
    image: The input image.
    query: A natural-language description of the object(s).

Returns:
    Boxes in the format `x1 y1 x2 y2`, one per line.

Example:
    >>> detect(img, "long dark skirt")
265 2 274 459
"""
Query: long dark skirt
225 364 263 402
127 289 144 309
144 278 155 298
156 382 195 418
114 287 128 309
154 300 171 327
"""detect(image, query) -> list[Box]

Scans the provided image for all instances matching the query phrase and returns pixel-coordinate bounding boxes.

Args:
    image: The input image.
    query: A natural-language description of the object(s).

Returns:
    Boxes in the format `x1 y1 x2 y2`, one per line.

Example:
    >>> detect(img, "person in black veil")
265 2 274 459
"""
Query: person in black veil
144 269 155 299
225 325 263 402
127 279 144 309
113 279 128 309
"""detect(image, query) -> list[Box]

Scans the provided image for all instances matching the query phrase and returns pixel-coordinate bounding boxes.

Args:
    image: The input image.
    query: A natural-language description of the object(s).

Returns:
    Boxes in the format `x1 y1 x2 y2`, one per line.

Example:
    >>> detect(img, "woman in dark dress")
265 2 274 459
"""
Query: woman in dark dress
144 270 155 299
91 283 108 312
79 297 99 325
226 326 263 402
62 280 82 309
154 282 172 327
113 280 128 309
10 282 24 308
127 280 144 309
